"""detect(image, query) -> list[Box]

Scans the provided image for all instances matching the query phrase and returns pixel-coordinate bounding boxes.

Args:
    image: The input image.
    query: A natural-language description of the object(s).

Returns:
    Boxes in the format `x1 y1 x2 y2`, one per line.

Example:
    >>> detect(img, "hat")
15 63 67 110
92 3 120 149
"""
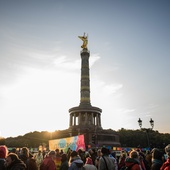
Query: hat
0 145 8 158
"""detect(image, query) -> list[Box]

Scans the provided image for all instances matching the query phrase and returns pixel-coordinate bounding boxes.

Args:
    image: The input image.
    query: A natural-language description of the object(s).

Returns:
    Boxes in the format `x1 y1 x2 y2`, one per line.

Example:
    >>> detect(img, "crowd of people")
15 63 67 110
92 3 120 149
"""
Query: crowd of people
0 144 170 170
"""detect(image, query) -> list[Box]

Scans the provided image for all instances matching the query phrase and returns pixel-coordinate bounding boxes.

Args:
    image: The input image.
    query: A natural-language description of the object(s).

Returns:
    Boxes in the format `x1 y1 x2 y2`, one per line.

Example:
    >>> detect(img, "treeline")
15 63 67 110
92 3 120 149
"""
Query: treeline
118 128 170 149
0 128 170 149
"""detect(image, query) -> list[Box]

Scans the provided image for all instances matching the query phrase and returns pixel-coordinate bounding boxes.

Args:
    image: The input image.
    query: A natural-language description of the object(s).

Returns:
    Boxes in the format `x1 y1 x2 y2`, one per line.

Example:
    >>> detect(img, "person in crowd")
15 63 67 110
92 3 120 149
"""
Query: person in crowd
84 154 97 170
161 144 170 170
43 150 47 159
89 149 97 165
55 149 62 170
118 151 127 170
19 147 38 170
145 150 152 170
0 145 8 170
95 149 102 169
109 150 118 170
98 147 115 170
40 150 56 170
67 148 72 164
77 149 86 164
35 150 43 170
136 150 146 170
60 150 64 156
60 153 69 170
5 153 26 170
10 148 17 154
125 150 141 170
68 150 84 170
150 148 163 170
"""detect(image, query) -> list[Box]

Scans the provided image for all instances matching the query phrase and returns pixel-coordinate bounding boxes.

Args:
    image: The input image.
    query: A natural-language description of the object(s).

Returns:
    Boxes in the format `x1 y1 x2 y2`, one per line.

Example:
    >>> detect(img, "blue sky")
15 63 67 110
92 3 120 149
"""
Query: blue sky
0 0 170 138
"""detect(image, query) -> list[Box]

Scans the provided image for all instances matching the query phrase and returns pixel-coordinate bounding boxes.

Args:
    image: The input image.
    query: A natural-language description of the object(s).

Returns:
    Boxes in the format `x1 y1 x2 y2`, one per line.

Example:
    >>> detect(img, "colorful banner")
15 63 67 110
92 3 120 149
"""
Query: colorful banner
49 135 85 152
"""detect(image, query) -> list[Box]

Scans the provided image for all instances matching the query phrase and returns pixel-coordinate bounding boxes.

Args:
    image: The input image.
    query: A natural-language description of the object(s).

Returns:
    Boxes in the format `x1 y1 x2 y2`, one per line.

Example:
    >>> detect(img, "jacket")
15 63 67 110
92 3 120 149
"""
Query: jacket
40 156 56 170
68 156 84 170
125 158 141 170
6 159 26 170
98 155 115 170
161 158 170 170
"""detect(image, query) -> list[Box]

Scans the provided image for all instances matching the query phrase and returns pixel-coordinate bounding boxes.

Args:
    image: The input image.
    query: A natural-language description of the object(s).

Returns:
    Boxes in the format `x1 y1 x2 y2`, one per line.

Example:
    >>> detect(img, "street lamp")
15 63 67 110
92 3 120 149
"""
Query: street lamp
138 118 142 129
138 118 154 130
138 118 154 148
150 118 154 130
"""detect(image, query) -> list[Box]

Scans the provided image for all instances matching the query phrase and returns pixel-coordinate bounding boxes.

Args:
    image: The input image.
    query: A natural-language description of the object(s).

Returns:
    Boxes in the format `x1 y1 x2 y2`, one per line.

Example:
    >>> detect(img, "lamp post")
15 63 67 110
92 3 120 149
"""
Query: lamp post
150 118 154 129
138 118 142 129
138 118 154 148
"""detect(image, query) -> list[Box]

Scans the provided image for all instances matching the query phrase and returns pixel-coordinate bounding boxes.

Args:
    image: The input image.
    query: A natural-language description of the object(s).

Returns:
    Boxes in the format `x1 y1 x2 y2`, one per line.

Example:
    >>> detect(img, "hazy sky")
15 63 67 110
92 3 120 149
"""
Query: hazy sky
0 0 170 138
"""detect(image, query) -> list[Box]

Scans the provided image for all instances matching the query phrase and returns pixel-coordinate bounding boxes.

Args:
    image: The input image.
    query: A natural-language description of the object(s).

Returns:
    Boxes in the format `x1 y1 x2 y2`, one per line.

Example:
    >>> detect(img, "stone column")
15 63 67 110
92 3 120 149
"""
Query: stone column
69 115 72 126
78 112 81 125
74 113 76 126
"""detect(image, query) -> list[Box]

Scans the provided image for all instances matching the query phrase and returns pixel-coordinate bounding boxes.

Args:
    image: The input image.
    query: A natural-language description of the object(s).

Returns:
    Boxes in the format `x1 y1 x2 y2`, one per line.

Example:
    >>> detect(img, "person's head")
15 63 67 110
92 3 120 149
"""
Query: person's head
5 153 20 167
89 149 94 155
55 149 59 153
97 149 102 157
101 147 109 156
48 150 56 160
0 145 8 159
61 153 67 162
129 150 139 159
21 147 29 158
165 144 170 157
70 151 78 158
111 152 116 158
85 151 90 158
151 148 163 160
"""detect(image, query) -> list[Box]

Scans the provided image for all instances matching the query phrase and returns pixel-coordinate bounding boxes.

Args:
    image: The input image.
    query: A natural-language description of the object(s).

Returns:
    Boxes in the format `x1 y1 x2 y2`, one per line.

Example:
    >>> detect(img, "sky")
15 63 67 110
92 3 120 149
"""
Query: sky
0 0 170 138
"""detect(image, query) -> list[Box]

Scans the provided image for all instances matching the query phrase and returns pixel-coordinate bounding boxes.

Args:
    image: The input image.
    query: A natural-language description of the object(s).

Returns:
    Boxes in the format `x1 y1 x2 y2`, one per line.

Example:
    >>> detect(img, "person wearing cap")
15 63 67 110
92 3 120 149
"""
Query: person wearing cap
160 144 170 170
0 145 8 170
40 150 56 170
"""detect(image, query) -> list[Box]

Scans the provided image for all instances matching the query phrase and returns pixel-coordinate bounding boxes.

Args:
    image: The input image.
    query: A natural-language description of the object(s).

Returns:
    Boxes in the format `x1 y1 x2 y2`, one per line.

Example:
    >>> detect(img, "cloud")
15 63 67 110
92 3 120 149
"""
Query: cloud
89 53 101 67
93 82 123 96
103 83 123 95
54 56 80 70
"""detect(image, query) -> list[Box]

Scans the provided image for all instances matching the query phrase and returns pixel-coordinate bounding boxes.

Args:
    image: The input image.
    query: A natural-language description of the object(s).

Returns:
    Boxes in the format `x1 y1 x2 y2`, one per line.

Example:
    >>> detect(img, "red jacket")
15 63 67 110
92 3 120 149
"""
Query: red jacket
125 158 141 170
40 156 56 170
161 158 170 170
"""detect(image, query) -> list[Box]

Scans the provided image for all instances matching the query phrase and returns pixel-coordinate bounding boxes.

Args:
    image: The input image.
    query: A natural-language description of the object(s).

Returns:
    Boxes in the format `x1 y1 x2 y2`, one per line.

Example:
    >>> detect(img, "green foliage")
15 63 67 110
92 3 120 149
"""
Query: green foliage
0 129 170 149
118 128 170 148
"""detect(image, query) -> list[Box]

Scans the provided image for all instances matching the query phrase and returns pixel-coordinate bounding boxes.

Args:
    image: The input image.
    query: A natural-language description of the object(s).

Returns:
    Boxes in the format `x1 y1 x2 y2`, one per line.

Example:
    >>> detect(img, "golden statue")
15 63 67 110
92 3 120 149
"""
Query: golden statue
78 33 88 49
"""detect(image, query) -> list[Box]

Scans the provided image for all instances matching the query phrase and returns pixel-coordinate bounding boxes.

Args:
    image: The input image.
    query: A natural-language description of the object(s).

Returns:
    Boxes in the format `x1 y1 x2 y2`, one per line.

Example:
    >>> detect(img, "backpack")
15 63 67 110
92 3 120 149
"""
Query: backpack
120 163 138 170
40 163 49 170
